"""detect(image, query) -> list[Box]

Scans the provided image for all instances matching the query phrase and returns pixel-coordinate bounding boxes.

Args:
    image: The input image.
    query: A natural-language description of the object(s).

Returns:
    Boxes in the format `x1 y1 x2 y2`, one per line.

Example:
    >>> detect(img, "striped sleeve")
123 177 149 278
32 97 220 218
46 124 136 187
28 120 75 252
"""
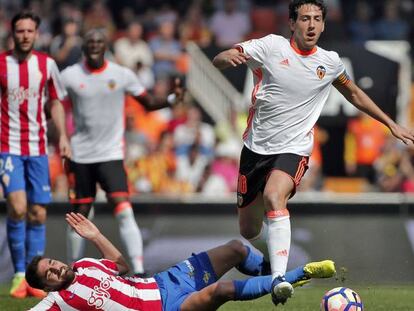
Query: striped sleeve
28 294 61 310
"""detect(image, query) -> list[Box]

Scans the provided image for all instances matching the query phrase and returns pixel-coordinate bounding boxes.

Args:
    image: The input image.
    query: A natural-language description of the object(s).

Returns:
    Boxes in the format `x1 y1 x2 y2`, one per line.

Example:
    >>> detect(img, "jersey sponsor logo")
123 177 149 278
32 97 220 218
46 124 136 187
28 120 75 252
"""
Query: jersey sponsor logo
316 65 326 80
108 79 117 90
87 276 113 309
7 87 40 104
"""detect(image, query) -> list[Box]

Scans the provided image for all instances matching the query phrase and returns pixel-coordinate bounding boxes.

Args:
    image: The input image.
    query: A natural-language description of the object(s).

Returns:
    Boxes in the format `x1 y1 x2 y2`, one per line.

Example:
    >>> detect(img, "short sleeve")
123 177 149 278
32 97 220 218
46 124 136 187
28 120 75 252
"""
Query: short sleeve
47 58 67 101
123 67 146 96
28 294 60 310
333 52 351 85
235 34 275 68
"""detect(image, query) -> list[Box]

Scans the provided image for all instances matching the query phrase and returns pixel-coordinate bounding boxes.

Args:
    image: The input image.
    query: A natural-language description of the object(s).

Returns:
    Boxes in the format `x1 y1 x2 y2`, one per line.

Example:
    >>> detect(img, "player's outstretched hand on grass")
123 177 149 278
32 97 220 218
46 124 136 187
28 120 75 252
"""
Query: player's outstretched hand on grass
66 212 100 241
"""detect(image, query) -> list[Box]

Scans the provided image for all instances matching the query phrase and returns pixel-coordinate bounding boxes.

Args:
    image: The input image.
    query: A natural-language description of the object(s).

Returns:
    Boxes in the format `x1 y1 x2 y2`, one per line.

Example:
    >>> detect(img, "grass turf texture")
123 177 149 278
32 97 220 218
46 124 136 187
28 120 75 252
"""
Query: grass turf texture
1 285 413 310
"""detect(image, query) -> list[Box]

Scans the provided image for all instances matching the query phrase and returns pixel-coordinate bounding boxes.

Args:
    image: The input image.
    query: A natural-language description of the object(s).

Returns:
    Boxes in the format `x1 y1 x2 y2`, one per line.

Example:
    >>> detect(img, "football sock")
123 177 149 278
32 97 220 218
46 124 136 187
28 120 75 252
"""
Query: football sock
236 245 270 276
248 221 269 261
233 267 306 300
7 218 26 273
26 223 45 266
266 209 291 280
66 207 94 262
115 202 144 274
67 225 85 262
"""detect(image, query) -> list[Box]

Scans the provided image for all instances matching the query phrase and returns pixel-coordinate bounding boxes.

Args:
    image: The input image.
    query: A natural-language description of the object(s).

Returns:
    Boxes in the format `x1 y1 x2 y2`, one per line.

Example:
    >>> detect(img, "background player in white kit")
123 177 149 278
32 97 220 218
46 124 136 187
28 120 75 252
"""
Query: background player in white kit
213 0 414 306
61 29 184 276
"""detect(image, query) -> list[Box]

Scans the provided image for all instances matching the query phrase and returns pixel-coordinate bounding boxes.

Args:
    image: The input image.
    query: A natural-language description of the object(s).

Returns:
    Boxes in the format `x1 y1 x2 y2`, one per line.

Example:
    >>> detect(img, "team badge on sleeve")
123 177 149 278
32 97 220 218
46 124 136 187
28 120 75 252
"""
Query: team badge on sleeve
316 65 326 80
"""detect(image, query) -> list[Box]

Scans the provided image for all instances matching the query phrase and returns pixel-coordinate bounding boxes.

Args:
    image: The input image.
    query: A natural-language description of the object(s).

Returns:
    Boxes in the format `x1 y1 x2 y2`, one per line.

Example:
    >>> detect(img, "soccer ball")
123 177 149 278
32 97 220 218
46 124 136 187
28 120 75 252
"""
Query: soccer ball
320 287 364 311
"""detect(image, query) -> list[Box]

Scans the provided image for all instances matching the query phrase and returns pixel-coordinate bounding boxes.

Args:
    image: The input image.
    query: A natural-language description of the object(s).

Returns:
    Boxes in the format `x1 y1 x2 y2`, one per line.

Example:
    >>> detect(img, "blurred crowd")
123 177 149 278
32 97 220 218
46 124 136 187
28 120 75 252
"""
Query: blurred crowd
0 0 413 197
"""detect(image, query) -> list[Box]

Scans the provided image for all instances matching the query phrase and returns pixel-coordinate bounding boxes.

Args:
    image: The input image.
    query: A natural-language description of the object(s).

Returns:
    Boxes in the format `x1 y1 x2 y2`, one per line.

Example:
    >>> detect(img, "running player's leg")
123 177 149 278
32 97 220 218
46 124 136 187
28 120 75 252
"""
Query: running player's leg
66 161 95 262
98 160 145 275
263 154 308 305
0 154 28 298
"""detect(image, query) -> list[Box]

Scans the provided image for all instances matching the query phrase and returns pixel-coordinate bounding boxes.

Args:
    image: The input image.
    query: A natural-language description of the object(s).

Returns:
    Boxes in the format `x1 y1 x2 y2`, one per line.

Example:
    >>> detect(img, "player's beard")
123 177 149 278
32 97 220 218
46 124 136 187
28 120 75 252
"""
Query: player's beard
15 40 34 55
59 267 76 290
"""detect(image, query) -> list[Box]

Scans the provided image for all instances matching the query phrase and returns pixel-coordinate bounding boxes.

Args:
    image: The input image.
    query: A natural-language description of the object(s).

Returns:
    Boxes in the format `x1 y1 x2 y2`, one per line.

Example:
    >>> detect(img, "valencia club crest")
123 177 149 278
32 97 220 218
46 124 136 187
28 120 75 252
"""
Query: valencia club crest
316 65 326 80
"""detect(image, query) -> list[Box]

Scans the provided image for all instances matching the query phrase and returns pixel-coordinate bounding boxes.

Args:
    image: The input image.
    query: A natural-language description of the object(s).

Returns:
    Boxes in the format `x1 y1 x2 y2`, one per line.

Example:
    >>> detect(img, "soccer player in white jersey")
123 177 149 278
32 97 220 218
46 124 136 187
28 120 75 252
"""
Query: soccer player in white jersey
26 212 335 311
213 0 414 306
60 29 184 277
0 11 71 299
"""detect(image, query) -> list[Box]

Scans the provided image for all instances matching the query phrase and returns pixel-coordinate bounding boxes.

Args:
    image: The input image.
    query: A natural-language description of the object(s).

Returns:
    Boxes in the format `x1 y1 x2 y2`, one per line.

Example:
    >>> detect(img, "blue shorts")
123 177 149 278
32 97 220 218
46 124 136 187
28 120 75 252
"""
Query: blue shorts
0 154 51 204
154 252 218 311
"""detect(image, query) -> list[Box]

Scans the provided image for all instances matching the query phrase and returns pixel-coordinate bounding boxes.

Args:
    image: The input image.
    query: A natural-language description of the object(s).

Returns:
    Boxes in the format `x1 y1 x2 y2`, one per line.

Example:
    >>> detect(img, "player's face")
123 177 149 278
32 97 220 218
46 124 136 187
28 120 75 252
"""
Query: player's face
12 18 38 54
290 4 324 50
83 32 106 63
38 258 75 291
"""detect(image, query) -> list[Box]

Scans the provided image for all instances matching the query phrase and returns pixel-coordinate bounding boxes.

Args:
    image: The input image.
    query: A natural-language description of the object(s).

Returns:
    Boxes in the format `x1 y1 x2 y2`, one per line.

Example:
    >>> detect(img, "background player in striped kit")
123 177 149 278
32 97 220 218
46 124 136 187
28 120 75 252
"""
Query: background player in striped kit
27 212 335 311
61 29 184 276
0 11 71 298
213 0 414 306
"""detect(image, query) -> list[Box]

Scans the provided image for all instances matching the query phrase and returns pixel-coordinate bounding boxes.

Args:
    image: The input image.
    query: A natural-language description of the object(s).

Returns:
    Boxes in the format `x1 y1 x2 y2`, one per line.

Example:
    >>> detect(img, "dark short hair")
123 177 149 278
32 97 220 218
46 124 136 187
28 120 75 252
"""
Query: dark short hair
11 11 41 32
26 255 45 290
289 0 327 21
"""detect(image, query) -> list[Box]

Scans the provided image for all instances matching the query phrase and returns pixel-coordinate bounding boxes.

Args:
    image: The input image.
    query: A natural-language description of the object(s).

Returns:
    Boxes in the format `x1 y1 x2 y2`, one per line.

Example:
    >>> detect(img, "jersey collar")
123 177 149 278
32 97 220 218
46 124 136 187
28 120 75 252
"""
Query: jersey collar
84 60 108 74
290 38 317 56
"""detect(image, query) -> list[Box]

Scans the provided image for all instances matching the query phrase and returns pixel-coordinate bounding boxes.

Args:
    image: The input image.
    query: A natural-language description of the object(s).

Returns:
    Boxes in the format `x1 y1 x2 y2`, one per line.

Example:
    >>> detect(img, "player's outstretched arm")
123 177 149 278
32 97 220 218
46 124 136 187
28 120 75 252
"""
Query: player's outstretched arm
134 77 185 110
334 80 414 145
213 48 251 70
65 213 129 274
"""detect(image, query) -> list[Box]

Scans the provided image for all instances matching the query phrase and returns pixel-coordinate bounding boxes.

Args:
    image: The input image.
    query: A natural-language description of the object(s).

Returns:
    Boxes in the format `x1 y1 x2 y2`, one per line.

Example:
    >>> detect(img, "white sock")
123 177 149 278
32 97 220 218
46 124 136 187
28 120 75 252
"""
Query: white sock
248 221 269 261
266 209 291 280
115 203 144 274
66 207 95 262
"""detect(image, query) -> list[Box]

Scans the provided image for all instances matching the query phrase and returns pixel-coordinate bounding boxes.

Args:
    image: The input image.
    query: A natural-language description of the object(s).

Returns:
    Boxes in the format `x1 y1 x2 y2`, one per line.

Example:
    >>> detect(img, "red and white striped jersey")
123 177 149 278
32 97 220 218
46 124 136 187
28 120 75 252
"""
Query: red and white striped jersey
0 51 66 156
29 258 162 311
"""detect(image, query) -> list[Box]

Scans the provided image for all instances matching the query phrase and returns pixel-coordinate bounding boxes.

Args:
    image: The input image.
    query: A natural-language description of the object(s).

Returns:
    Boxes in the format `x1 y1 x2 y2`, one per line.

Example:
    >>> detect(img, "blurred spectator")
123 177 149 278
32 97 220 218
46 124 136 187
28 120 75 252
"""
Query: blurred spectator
345 112 388 184
129 131 192 194
375 0 409 40
29 0 53 50
348 1 376 44
173 105 216 157
399 145 414 192
209 0 251 48
149 20 183 79
175 141 210 192
114 20 153 70
83 0 116 39
124 114 148 166
374 137 404 192
207 139 240 192
49 18 82 70
178 1 213 48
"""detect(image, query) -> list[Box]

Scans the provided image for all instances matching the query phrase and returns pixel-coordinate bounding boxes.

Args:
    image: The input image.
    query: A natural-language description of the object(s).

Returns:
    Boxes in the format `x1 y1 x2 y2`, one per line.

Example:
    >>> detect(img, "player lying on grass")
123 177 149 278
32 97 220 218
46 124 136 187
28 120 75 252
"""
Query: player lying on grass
26 213 335 311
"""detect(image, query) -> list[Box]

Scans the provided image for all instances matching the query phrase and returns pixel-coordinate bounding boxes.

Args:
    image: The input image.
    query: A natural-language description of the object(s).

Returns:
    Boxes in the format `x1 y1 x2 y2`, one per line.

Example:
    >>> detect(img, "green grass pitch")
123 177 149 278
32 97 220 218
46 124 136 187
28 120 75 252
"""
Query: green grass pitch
1 284 413 310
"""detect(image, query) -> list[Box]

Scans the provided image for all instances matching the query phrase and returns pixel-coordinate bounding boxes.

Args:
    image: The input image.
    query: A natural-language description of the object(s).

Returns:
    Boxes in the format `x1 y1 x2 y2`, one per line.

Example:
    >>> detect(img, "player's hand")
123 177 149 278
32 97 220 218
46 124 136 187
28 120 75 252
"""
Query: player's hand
59 135 72 159
227 51 250 67
66 212 100 240
389 123 414 145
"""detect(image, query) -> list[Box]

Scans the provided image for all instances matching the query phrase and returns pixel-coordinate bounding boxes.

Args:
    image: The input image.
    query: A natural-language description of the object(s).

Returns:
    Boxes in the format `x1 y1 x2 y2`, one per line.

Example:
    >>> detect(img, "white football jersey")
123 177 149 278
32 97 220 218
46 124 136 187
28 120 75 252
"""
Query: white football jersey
236 35 349 156
61 61 145 163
